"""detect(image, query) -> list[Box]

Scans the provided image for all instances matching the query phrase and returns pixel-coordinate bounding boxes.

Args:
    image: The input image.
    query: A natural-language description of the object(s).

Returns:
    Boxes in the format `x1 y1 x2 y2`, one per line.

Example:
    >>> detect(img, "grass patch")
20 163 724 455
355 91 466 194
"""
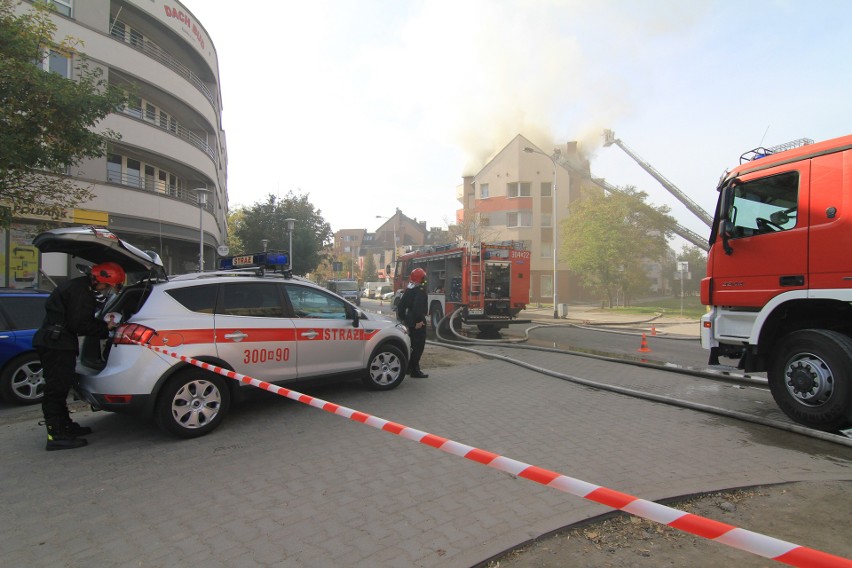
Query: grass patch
608 296 707 319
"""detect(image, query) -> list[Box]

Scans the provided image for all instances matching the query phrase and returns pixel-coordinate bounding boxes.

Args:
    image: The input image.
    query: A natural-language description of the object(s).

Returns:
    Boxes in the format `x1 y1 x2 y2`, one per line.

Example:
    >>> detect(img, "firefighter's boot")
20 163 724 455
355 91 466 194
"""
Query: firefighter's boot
63 417 93 437
45 422 88 451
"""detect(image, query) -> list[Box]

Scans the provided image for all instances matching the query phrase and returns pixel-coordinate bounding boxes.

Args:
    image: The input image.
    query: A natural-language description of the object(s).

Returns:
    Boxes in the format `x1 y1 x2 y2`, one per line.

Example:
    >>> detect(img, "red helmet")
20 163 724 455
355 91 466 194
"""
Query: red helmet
91 262 126 287
409 268 426 284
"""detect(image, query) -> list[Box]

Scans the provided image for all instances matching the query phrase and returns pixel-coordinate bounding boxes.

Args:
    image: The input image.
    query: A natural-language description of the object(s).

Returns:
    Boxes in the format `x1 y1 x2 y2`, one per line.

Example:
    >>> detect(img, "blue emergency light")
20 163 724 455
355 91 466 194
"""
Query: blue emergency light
218 251 289 271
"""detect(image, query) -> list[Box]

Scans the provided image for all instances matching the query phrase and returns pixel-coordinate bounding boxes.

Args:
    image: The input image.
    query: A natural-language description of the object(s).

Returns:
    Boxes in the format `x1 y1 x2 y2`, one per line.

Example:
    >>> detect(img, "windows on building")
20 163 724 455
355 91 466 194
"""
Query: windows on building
541 242 553 258
37 49 70 78
507 182 531 198
541 213 552 228
50 0 72 17
541 274 553 298
541 182 552 197
107 152 183 195
480 183 489 198
507 211 532 227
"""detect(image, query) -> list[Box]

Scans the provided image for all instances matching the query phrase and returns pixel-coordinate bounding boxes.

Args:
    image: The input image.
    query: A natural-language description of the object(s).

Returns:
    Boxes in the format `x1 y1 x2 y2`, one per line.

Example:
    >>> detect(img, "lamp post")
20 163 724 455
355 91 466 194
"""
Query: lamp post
261 239 269 252
195 188 210 272
376 213 398 277
284 218 295 271
523 147 560 318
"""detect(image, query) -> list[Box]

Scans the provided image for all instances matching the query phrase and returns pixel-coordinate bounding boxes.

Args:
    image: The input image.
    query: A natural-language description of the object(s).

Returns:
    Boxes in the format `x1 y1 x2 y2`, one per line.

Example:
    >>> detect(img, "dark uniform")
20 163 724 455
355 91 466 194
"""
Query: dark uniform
34 276 112 449
397 283 429 378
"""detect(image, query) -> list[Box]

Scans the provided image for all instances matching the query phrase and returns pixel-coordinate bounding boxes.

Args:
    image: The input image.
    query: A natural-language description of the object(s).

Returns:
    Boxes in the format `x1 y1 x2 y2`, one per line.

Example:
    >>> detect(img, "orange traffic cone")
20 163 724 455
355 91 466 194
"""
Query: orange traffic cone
637 333 651 353
651 324 657 336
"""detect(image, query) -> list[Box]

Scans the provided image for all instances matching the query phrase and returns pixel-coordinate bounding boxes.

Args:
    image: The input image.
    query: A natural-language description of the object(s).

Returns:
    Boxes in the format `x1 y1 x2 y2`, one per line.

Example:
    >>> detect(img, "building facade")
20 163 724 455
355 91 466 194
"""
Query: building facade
332 209 448 281
6 0 227 287
457 135 596 305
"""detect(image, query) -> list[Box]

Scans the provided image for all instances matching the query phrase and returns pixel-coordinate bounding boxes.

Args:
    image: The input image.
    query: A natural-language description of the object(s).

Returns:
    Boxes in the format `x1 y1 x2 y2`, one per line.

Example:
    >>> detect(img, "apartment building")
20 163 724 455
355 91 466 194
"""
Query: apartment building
456 134 596 304
6 0 227 287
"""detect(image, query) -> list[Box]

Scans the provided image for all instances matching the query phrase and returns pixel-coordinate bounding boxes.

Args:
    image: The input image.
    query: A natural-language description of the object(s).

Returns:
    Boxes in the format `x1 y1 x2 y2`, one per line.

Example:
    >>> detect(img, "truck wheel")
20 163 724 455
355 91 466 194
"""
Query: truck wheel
768 329 852 431
155 369 231 438
430 302 444 331
363 344 406 390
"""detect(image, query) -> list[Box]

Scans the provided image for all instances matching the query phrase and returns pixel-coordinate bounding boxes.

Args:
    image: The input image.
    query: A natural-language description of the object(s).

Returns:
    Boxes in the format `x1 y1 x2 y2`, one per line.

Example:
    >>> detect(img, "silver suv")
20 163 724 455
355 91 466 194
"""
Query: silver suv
34 227 411 439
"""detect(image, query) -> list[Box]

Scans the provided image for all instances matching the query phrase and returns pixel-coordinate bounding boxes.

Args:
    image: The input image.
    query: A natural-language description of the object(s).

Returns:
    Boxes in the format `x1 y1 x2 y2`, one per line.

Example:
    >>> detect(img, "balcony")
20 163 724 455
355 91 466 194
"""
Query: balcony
110 20 216 108
119 104 216 162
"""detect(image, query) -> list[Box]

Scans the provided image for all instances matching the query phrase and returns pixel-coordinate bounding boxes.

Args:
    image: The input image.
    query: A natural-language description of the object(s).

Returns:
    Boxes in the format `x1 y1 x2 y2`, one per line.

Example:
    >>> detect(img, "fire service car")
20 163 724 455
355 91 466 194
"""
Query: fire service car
33 227 411 439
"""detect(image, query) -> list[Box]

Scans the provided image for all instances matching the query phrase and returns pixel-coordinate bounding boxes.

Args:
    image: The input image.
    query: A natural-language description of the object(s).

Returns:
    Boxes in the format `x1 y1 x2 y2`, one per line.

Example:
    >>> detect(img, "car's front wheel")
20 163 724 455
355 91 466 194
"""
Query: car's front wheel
362 344 406 390
155 369 231 438
0 352 44 405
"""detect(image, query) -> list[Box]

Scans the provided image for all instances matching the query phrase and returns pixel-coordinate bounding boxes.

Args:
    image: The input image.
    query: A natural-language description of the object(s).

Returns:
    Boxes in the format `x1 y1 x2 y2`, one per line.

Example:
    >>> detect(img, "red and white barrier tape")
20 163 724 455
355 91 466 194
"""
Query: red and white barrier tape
143 342 851 567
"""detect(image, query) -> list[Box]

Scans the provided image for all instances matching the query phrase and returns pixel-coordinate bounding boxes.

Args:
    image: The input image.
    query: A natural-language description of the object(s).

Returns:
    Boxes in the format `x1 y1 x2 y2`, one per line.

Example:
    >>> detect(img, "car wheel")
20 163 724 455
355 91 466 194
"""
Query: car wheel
362 344 406 390
155 369 231 438
768 329 852 431
0 352 44 405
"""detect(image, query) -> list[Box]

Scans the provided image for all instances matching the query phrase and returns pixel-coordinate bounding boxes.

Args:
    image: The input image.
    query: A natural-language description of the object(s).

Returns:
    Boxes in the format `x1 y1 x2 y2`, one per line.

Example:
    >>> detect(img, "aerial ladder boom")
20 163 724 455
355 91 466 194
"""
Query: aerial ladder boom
603 130 713 228
590 176 709 251
551 153 709 251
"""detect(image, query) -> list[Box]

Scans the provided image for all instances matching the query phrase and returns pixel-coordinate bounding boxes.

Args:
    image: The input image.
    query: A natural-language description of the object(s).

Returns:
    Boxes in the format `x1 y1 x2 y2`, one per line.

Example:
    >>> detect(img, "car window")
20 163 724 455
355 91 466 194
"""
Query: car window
284 285 348 319
218 282 286 318
167 284 218 313
0 296 47 330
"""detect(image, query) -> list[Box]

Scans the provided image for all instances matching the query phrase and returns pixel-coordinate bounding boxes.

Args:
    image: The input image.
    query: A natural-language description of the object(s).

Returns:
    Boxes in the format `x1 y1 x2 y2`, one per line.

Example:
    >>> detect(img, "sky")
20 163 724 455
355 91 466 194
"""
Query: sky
182 0 852 246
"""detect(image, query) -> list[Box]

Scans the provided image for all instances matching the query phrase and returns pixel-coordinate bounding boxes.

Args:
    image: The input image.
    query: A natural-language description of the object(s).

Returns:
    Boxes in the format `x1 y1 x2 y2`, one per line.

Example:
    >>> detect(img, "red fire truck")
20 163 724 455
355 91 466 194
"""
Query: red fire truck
392 242 531 333
701 133 852 432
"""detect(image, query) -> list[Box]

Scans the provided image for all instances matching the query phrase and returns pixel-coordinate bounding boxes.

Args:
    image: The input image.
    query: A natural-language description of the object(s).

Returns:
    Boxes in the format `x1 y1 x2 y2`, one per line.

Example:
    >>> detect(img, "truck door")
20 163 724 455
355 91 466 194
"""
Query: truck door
711 163 809 307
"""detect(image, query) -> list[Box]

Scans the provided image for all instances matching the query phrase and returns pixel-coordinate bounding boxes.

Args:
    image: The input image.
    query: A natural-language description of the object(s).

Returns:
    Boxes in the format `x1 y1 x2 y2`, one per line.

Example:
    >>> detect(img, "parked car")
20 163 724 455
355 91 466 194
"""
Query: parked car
0 288 49 404
34 227 412 439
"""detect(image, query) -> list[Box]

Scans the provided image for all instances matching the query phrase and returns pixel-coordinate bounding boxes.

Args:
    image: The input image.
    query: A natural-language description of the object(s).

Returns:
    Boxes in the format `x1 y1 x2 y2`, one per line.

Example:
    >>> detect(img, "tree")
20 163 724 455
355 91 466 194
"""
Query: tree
445 212 499 244
229 192 332 275
362 254 378 282
0 0 128 225
562 186 676 307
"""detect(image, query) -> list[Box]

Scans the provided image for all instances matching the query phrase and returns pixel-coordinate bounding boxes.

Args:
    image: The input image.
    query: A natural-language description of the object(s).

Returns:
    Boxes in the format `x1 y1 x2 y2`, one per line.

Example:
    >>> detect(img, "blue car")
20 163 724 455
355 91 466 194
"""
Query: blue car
0 289 49 404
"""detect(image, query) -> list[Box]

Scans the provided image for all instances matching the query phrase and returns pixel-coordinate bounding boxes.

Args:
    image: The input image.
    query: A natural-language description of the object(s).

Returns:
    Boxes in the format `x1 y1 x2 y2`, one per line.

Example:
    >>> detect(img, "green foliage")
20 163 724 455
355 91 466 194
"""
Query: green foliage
563 186 676 306
229 192 332 275
609 295 707 320
362 254 378 282
0 0 128 224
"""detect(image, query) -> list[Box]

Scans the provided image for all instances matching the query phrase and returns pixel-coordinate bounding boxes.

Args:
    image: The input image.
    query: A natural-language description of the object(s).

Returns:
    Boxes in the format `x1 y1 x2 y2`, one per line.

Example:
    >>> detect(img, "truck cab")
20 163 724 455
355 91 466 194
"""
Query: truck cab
701 134 852 431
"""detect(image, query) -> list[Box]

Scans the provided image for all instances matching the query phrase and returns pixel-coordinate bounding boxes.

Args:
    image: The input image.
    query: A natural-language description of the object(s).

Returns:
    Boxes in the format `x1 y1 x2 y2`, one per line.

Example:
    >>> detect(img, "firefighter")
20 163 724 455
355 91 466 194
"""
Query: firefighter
396 267 429 378
34 262 125 451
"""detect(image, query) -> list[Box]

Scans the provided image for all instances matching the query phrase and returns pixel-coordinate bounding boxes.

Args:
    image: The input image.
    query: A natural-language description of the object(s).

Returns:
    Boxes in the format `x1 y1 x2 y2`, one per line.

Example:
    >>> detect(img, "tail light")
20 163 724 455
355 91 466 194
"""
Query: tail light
113 323 157 345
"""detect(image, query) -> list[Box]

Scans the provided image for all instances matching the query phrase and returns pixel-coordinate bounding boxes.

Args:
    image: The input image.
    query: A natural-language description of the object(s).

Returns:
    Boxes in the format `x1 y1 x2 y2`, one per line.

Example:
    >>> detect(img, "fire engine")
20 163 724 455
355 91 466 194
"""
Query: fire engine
701 133 852 432
392 241 531 333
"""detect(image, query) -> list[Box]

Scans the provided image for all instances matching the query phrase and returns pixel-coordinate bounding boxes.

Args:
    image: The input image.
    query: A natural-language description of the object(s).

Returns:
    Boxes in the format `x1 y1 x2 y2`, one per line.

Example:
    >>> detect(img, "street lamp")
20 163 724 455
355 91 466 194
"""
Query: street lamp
524 147 560 319
194 188 210 272
376 213 398 277
284 218 295 271
261 239 269 252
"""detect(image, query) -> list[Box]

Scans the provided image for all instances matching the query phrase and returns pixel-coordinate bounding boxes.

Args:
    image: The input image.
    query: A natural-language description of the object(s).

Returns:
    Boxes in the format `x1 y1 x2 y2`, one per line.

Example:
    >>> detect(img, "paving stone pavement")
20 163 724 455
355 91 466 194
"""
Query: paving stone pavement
2 345 850 568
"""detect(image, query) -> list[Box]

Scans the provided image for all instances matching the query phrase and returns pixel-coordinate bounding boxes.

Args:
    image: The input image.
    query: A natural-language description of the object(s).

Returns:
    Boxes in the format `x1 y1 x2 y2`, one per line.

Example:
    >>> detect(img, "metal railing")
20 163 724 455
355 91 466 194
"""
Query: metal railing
105 171 213 212
110 20 217 108
119 105 216 162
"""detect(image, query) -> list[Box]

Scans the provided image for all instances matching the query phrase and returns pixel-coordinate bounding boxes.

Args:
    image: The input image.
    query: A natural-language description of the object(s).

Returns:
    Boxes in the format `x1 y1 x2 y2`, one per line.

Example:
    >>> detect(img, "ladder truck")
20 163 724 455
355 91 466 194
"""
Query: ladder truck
392 242 531 333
